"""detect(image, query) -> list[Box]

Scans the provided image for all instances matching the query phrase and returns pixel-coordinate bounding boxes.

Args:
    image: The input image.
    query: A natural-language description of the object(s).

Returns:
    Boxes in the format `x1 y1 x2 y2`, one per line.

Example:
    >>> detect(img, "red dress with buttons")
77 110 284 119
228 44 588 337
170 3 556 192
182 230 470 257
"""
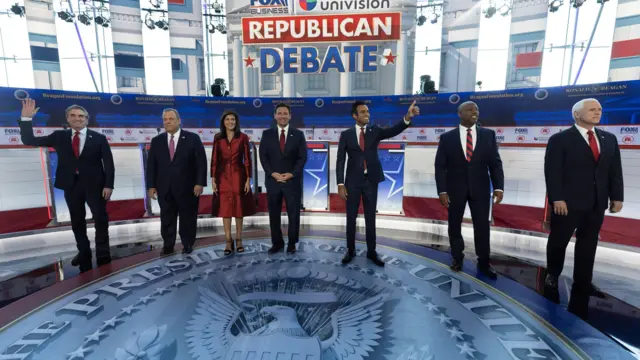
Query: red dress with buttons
210 132 256 217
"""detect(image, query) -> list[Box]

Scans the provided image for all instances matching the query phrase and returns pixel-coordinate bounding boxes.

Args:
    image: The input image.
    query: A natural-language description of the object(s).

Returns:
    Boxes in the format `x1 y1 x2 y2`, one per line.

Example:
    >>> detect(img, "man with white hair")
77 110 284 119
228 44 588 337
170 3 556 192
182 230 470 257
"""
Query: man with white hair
146 108 207 255
544 98 624 298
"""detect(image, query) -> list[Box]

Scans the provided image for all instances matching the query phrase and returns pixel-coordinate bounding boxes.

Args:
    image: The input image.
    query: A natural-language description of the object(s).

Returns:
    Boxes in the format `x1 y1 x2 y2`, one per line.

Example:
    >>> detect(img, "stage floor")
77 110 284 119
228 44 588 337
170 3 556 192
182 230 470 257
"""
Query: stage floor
0 230 638 360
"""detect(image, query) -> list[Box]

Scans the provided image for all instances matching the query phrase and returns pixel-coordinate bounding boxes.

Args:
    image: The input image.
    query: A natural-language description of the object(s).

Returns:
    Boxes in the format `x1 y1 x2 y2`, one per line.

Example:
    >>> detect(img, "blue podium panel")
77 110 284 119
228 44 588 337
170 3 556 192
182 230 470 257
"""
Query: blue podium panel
46 149 93 224
377 142 405 215
302 142 330 211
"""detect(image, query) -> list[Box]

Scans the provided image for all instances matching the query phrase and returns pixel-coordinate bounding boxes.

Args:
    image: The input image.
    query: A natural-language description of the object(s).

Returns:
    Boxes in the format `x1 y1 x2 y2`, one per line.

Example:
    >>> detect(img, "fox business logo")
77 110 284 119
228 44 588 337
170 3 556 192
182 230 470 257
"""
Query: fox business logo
514 128 529 135
620 127 638 134
250 0 289 14
434 128 446 134
540 128 551 135
101 129 115 135
417 135 427 141
4 129 20 135
622 135 634 144
496 135 505 142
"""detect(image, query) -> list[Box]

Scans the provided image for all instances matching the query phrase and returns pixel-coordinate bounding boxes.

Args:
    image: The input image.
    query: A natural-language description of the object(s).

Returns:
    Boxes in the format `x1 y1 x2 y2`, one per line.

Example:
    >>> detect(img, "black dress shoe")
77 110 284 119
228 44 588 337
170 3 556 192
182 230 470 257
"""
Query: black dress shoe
478 264 498 279
160 247 175 256
268 244 283 254
182 246 193 254
367 254 385 267
342 251 355 264
71 253 80 266
589 284 605 298
450 259 463 272
545 273 559 290
97 257 112 267
286 242 296 254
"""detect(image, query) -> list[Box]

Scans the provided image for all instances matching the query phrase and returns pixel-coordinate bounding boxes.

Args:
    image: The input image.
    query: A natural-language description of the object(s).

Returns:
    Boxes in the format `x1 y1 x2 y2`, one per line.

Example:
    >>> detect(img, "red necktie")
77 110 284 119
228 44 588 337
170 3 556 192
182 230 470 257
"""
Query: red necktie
466 129 473 162
169 135 175 161
587 130 600 161
280 129 285 152
360 126 367 170
72 131 80 158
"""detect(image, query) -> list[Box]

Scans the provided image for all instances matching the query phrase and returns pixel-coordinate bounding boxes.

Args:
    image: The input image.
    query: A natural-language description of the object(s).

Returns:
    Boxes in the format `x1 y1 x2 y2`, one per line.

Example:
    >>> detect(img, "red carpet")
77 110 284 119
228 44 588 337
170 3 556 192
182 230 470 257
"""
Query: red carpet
0 195 637 248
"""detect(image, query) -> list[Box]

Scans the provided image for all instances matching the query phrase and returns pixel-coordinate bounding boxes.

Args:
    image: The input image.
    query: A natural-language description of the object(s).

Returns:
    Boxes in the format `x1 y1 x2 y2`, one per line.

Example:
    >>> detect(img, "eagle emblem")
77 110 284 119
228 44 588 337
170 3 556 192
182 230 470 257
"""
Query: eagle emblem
185 285 387 360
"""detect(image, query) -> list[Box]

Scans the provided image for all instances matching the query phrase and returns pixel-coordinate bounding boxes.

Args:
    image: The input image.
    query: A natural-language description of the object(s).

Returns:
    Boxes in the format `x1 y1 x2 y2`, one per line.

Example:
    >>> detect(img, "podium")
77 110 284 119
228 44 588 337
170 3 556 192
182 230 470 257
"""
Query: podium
377 142 406 215
44 148 93 225
302 141 330 211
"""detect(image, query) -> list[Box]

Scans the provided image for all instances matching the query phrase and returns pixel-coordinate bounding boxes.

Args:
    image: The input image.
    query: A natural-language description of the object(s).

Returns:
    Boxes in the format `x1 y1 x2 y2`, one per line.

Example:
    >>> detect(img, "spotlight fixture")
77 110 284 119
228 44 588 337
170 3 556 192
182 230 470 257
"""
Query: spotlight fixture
429 12 439 24
10 3 25 16
95 14 110 27
78 12 92 25
144 13 155 29
417 14 426 26
572 0 585 7
483 5 496 18
549 0 563 12
207 22 215 33
57 10 74 22
212 1 222 13
216 23 226 34
498 4 510 16
155 19 169 30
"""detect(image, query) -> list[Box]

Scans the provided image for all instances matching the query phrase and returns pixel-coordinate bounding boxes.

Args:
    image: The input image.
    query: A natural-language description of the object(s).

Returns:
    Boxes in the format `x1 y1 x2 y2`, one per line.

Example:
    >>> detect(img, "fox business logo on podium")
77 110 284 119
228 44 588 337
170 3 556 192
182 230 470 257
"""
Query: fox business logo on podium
242 12 401 74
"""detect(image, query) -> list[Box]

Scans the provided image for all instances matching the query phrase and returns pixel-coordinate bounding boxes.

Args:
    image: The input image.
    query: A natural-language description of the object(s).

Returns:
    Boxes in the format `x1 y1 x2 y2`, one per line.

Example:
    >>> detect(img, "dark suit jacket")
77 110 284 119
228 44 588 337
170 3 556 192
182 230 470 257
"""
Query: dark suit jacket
145 130 207 196
544 126 623 211
258 126 308 191
435 126 504 200
336 120 409 187
18 120 114 191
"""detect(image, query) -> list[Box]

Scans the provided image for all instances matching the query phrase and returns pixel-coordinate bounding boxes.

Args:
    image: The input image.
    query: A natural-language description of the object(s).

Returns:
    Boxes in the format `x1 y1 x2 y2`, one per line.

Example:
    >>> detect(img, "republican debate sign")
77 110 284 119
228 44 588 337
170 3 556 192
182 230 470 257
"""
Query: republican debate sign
241 12 401 74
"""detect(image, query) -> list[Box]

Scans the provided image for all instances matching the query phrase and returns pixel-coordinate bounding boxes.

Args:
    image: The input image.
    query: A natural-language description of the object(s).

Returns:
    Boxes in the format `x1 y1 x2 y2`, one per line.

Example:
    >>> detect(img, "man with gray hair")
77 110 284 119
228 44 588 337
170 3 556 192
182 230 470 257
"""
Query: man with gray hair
19 99 115 273
544 98 624 302
146 108 207 255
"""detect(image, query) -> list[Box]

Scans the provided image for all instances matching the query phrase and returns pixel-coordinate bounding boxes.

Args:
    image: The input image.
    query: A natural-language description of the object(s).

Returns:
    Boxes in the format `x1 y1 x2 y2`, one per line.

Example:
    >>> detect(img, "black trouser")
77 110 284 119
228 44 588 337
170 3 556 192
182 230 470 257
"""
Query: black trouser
447 192 491 266
64 179 110 271
158 190 199 249
267 182 301 246
345 175 378 256
547 208 604 286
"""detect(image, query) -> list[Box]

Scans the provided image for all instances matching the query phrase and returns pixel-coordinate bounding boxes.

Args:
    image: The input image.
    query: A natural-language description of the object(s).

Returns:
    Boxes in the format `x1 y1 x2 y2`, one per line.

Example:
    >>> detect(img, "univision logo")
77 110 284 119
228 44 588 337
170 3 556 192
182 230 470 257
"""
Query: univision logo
300 0 389 11
299 0 316 10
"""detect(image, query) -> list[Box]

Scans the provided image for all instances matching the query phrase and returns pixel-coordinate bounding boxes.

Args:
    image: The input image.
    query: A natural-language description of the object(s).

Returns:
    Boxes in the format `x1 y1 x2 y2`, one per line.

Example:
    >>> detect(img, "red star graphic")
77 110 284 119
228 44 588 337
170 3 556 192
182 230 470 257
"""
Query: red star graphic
384 51 397 64
244 55 256 67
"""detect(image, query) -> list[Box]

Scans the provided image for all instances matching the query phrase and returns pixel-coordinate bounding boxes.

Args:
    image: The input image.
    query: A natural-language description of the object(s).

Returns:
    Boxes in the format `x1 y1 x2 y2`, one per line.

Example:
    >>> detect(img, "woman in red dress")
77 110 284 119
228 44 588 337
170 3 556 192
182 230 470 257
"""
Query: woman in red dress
211 110 256 255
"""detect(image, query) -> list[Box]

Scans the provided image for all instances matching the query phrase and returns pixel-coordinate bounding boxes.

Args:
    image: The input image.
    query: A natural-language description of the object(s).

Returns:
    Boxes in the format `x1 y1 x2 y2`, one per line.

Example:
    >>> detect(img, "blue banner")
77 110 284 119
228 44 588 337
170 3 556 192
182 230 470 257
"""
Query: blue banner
377 143 405 214
1 81 639 128
302 141 329 211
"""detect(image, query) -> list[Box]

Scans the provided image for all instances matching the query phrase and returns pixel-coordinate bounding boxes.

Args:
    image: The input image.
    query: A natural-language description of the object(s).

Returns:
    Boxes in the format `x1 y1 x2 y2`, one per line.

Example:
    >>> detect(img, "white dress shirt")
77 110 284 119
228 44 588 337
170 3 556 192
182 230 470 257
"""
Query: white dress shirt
574 123 600 151
277 124 289 144
167 129 181 153
71 127 88 155
439 124 502 194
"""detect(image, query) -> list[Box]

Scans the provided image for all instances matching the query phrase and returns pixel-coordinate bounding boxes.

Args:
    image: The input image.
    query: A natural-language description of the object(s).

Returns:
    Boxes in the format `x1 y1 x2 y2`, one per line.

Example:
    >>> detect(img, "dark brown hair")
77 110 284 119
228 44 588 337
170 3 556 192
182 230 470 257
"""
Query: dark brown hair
216 109 241 139
274 102 291 114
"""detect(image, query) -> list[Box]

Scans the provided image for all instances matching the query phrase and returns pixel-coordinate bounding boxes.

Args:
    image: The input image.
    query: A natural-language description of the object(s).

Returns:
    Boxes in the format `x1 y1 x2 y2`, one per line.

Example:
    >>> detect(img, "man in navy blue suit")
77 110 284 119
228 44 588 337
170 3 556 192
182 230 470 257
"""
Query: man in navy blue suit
435 101 504 279
259 103 308 254
336 100 419 266
146 108 207 255
19 99 115 273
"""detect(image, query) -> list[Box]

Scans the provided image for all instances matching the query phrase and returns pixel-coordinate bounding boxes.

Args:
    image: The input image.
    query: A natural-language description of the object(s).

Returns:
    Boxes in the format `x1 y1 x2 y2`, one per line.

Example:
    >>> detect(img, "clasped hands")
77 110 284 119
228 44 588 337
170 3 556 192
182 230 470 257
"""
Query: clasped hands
272 172 293 183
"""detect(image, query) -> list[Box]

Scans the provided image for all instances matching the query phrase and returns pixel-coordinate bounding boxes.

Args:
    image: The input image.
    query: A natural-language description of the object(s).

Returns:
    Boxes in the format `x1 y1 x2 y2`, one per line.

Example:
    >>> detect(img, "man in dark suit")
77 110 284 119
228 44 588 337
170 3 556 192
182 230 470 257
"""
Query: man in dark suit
435 101 504 279
259 103 308 254
146 108 207 255
544 98 623 297
337 100 419 266
19 99 114 273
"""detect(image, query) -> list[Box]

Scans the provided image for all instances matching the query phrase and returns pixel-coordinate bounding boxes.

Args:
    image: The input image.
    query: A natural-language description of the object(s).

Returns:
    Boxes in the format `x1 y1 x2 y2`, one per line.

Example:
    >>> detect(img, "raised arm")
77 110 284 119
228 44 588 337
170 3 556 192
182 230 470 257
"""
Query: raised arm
18 99 57 147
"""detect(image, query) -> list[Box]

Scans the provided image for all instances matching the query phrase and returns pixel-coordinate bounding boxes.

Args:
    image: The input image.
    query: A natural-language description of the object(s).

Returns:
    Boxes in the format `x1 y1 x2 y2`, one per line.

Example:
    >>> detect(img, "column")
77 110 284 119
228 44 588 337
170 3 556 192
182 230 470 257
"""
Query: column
340 43 351 96
233 36 244 97
394 31 408 95
242 45 251 97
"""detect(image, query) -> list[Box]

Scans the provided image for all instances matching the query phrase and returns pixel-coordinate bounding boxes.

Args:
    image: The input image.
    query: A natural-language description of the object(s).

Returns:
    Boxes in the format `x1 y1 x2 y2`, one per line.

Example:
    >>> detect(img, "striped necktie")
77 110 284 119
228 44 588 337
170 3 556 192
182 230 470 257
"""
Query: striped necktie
466 128 473 162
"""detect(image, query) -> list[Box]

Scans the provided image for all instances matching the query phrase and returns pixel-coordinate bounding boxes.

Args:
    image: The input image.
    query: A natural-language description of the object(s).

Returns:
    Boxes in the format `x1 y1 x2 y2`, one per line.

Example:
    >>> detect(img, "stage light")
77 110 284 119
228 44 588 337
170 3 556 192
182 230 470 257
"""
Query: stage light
207 23 215 33
216 23 226 34
429 13 439 24
212 1 222 13
95 15 109 27
498 4 510 16
549 0 562 12
155 19 169 30
78 13 92 25
483 5 496 18
10 3 25 17
57 10 74 22
144 13 155 29
572 0 585 7
416 15 426 26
